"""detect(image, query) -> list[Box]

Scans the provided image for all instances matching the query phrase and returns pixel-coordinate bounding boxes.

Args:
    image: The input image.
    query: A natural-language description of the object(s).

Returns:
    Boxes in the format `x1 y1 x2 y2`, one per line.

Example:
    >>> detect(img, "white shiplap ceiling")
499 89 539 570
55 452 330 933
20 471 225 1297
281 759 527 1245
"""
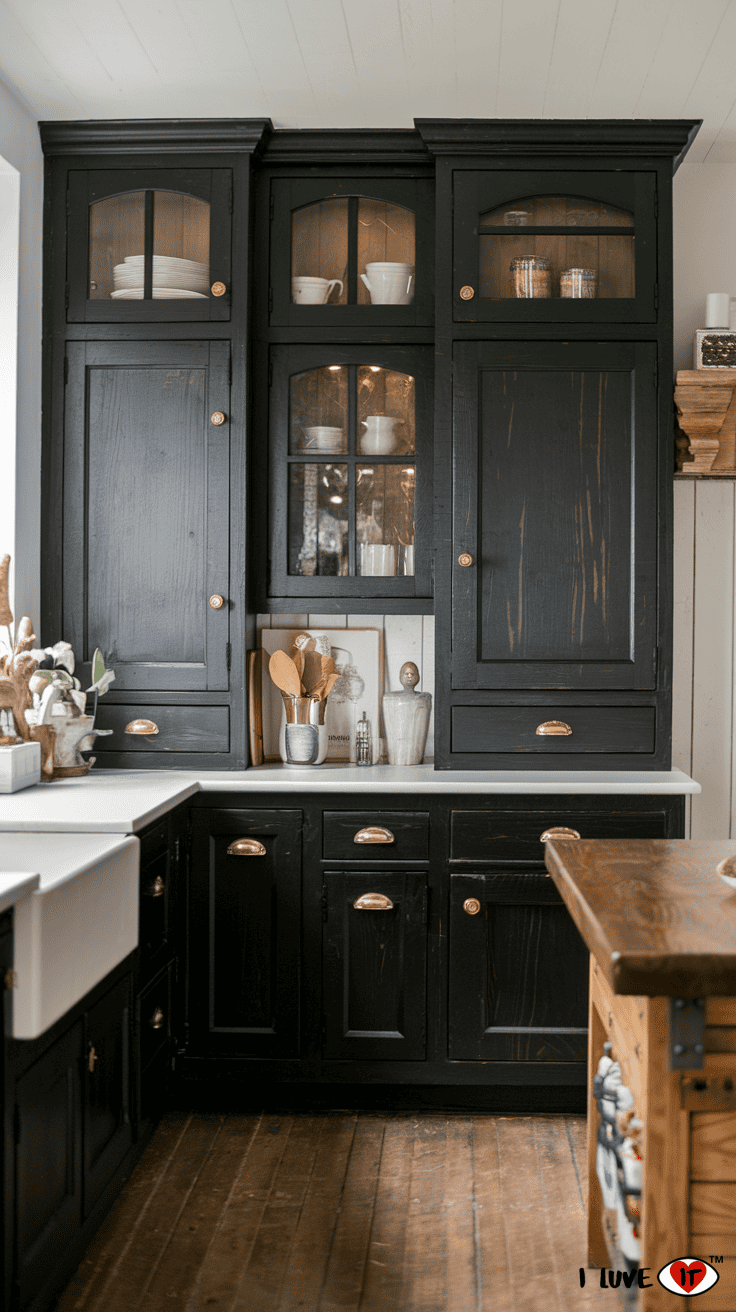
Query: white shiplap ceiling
1 0 736 161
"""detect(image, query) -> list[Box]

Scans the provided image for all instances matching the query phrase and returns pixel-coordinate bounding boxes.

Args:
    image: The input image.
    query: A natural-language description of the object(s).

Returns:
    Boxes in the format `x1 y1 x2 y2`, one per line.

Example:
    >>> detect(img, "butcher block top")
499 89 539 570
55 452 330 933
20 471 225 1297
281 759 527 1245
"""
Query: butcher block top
544 838 736 997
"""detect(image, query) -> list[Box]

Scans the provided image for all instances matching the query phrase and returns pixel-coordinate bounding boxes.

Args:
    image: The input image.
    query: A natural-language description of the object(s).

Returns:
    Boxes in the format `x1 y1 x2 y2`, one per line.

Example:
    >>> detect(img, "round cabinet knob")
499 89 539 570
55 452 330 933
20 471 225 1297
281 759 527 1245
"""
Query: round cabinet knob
458 553 473 568
125 719 159 736
210 411 226 426
209 594 225 609
145 875 165 898
150 1007 165 1030
540 827 581 843
211 281 227 297
460 286 475 300
463 898 481 916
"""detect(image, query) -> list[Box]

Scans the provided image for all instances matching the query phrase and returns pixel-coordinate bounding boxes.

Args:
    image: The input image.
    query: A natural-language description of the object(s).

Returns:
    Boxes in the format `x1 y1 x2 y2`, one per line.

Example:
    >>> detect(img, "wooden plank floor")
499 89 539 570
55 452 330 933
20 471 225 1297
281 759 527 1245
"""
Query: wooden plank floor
54 1112 613 1312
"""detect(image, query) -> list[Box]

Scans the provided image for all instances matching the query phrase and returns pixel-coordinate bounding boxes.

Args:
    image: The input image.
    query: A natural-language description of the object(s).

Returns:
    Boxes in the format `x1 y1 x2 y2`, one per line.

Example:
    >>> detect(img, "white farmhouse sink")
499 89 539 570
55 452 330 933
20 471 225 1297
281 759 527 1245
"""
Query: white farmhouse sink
0 832 139 1038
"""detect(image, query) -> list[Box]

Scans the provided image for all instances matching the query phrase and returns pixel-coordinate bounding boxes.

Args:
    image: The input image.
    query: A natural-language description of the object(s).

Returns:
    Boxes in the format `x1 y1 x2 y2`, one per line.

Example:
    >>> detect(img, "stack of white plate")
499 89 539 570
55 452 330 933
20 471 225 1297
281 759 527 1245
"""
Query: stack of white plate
111 255 210 299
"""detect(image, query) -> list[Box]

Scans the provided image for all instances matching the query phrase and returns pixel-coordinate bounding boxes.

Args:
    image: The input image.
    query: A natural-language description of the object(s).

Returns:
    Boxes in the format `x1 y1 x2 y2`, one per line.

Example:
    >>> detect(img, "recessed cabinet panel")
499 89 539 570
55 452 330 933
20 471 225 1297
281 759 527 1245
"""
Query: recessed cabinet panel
451 340 657 692
448 874 588 1061
63 341 231 692
188 810 302 1057
83 976 133 1217
453 171 655 322
270 176 432 326
322 871 427 1061
68 169 231 322
269 345 431 601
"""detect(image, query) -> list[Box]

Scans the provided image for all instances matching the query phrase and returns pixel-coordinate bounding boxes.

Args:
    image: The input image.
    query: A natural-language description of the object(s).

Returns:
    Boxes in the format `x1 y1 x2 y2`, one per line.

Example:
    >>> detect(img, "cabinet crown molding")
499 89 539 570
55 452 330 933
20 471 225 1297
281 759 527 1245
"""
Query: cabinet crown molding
39 118 273 156
414 118 701 170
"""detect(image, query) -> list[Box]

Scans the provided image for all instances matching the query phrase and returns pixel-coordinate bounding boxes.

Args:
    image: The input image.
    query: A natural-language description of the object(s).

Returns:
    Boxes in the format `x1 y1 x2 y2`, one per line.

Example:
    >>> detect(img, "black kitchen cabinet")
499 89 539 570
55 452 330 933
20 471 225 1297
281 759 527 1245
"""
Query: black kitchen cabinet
415 118 699 770
450 340 657 696
451 168 657 323
267 343 433 603
187 808 302 1059
268 175 433 328
448 872 588 1062
66 167 232 323
82 975 133 1217
322 870 428 1061
1 914 14 1312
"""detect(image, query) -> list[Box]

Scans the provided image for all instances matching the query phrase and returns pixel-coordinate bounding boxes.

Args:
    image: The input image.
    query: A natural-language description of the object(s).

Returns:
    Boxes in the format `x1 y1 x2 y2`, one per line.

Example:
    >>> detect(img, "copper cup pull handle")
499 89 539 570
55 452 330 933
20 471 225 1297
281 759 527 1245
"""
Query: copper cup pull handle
353 893 394 911
150 1007 165 1030
353 826 395 845
145 875 165 898
227 838 267 857
535 720 573 736
540 827 581 843
125 719 159 736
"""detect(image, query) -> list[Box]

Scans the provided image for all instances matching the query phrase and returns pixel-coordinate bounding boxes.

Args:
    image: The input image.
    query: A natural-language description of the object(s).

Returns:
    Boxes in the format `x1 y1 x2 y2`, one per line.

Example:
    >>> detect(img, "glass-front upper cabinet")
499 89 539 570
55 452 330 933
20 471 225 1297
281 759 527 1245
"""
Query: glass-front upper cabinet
268 345 431 601
453 171 656 322
66 169 232 321
268 178 433 326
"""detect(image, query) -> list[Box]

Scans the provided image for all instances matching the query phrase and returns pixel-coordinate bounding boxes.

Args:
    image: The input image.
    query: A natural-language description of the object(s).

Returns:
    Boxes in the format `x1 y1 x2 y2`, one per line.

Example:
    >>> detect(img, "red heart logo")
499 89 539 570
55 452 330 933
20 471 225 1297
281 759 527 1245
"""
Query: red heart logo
670 1261 707 1291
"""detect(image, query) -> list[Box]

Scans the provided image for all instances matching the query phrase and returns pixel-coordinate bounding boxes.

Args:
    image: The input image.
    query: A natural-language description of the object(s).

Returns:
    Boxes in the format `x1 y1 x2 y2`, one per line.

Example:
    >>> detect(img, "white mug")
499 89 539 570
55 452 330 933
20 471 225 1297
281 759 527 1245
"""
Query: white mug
360 543 396 576
360 262 414 305
292 276 343 305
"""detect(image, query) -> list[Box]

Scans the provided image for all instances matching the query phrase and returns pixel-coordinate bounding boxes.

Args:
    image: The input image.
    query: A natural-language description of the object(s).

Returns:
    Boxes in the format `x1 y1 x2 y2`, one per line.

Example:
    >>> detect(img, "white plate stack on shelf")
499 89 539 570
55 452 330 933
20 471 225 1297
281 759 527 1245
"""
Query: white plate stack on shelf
110 255 210 299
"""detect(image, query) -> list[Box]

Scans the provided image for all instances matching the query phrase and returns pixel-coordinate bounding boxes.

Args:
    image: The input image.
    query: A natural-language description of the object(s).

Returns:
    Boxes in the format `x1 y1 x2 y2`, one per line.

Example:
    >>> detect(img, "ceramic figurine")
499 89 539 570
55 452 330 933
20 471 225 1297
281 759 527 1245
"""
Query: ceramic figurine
382 661 432 766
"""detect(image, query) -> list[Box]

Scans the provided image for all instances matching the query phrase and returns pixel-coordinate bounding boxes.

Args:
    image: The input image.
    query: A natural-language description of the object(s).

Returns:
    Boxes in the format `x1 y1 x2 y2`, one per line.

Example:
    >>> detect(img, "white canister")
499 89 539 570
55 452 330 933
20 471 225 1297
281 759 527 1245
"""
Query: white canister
705 292 731 328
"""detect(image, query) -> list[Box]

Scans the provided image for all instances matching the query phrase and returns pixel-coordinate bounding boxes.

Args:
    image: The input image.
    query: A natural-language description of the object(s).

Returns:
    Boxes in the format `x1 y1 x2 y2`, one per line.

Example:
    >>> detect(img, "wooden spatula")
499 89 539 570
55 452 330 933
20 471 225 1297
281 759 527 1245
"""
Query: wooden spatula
301 649 324 695
269 649 301 697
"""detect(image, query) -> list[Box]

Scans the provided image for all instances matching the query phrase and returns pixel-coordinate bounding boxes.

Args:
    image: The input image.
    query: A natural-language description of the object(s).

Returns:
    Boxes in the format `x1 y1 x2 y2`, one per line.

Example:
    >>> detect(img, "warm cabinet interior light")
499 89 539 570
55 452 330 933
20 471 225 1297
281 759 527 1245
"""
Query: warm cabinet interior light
329 495 343 504
402 468 415 476
369 365 380 372
328 365 341 371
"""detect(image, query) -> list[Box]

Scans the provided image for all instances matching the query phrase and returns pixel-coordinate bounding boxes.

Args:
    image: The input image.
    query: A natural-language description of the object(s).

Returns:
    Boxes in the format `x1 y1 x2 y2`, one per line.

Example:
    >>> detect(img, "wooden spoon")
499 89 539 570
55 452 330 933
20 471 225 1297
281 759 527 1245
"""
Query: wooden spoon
292 632 316 654
269 649 301 697
312 656 336 700
290 648 305 692
301 650 324 695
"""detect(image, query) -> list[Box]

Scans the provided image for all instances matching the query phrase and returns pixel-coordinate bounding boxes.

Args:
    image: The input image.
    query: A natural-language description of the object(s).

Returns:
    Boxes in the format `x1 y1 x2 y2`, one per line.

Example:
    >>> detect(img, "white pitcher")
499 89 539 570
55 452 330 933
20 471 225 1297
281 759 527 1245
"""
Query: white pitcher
360 415 402 454
360 262 414 305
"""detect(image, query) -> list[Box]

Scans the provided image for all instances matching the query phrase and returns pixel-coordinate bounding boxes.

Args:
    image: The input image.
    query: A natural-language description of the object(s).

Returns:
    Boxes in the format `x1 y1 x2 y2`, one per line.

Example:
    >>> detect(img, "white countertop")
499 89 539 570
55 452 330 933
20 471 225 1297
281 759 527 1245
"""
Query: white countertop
0 872 40 916
0 765 700 835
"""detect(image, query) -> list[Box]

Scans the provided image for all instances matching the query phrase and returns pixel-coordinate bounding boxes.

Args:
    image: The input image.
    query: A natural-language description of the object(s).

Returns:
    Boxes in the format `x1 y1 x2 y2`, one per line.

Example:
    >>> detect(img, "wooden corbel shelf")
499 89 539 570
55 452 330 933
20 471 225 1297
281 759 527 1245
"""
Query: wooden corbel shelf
675 369 736 476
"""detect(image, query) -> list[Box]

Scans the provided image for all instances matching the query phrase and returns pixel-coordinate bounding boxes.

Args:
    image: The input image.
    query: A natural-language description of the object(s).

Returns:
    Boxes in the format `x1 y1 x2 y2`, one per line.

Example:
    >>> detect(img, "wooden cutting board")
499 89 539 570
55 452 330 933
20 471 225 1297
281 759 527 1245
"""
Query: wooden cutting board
247 649 263 766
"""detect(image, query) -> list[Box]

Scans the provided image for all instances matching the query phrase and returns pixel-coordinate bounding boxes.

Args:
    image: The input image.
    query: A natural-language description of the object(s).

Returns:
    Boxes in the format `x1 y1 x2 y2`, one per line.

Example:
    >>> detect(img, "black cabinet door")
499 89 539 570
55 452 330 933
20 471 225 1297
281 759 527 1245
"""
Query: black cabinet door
83 975 133 1217
322 871 427 1061
448 873 588 1062
67 168 232 323
14 1023 82 1311
451 340 657 692
187 809 302 1057
269 176 433 328
452 170 656 323
1 916 13 1312
62 340 231 693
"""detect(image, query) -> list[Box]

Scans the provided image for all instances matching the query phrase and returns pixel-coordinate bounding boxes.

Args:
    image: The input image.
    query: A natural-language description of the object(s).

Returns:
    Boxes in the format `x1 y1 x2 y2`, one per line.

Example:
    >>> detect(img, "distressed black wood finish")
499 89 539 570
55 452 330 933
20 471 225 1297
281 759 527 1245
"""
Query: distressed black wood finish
322 811 429 862
1 913 13 1312
425 121 699 769
452 340 657 692
82 976 133 1218
62 339 230 696
448 872 589 1061
322 870 428 1060
449 804 670 864
451 705 656 755
187 808 302 1059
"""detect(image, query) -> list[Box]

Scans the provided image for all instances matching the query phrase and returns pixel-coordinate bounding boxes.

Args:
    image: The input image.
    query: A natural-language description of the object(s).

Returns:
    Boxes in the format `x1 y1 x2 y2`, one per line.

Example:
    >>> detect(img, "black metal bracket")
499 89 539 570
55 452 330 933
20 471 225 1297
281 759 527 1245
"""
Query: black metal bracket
669 997 706 1070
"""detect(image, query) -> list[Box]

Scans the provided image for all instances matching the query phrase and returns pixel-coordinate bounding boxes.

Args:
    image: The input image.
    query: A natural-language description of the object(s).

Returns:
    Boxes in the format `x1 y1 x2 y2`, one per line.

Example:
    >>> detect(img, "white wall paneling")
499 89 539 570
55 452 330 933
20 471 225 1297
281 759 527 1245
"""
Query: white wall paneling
673 481 736 838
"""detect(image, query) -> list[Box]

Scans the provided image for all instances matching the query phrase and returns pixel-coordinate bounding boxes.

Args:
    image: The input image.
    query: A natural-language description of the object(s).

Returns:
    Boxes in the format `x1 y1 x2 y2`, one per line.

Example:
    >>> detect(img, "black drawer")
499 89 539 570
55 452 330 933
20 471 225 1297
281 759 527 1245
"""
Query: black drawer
323 812 429 862
450 807 668 864
94 703 229 753
451 706 655 754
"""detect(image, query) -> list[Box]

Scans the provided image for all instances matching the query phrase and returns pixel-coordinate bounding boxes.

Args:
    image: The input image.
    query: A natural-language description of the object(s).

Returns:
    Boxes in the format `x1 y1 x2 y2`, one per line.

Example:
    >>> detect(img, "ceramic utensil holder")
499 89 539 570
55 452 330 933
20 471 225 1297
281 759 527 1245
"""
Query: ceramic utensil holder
279 692 328 766
382 661 432 766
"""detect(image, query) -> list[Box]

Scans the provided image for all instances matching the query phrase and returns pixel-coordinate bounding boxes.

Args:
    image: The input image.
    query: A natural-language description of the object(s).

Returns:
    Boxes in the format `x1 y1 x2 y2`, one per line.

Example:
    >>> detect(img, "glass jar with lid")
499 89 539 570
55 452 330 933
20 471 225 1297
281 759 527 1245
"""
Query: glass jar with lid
560 268 597 299
510 257 551 299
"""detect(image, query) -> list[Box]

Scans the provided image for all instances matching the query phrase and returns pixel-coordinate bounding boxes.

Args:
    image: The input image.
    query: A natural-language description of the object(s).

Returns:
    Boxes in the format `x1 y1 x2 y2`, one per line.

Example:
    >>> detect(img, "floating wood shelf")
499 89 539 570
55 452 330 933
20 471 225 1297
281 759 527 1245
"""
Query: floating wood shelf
675 369 736 476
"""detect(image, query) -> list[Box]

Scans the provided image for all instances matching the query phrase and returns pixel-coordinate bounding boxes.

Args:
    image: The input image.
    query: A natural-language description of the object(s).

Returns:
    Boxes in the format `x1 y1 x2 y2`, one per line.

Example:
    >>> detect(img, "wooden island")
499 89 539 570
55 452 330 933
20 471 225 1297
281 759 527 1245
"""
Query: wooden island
545 838 736 1311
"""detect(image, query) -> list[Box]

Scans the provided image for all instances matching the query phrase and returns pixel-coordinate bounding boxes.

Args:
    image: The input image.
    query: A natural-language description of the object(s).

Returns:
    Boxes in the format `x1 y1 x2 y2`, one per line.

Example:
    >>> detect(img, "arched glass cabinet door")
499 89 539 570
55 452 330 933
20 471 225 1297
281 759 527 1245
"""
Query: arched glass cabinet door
67 169 232 321
267 345 432 602
268 177 433 326
453 171 656 323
